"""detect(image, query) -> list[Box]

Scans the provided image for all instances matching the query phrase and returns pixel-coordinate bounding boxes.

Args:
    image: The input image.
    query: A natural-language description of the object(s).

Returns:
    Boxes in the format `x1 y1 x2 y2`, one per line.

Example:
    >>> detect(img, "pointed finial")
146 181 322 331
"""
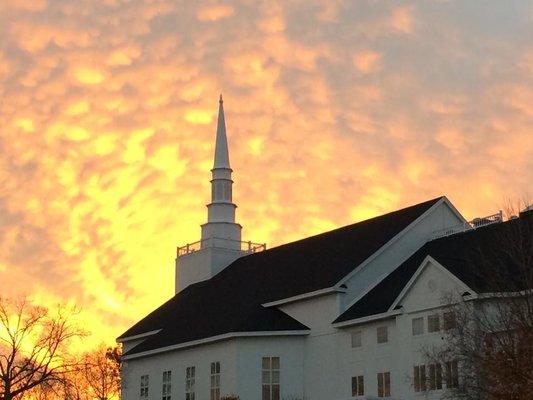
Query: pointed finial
219 94 223 104
213 94 230 169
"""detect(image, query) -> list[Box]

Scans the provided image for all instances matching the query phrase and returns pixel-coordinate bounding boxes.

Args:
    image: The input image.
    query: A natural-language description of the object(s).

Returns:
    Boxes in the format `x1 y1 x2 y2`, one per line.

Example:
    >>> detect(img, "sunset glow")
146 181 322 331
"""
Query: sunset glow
0 1 531 349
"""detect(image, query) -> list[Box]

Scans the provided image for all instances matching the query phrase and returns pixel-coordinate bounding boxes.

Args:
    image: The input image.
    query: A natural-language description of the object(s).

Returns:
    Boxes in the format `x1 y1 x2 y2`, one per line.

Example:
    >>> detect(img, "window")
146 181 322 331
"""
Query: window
140 375 149 398
185 367 195 400
443 311 456 330
412 317 424 336
351 375 364 396
351 331 362 348
428 363 442 390
262 357 280 400
428 314 441 332
446 360 459 388
162 371 171 400
413 365 426 392
377 372 390 397
210 362 221 400
377 326 388 344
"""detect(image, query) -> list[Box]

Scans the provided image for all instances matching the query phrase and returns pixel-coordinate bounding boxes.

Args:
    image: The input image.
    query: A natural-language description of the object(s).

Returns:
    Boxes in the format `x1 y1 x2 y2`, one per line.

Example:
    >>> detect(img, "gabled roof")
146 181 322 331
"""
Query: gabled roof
334 214 533 324
119 197 443 355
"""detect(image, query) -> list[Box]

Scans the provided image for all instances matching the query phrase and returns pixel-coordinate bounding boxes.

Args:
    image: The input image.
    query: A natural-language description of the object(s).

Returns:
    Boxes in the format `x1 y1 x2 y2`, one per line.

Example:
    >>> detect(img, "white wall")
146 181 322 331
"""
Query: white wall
122 340 238 400
340 201 463 310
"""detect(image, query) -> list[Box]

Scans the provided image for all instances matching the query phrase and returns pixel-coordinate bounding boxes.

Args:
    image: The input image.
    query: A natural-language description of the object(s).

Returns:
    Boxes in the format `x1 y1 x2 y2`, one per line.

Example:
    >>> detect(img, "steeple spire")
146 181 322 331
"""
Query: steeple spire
214 94 230 169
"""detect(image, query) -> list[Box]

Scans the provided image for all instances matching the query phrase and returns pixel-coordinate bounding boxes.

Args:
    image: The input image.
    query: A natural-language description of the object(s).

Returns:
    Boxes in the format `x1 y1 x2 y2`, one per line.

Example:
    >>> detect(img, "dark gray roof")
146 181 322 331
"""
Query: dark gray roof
119 197 442 355
334 213 533 324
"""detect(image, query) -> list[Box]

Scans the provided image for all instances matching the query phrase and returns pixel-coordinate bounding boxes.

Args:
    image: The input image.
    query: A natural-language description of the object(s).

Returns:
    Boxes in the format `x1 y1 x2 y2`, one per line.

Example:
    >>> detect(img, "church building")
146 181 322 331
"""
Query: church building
118 97 532 400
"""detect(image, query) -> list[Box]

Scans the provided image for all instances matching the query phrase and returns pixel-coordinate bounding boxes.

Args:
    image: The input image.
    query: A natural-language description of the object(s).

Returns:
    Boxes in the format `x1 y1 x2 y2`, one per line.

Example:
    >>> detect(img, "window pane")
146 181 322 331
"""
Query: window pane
351 331 362 348
262 357 270 370
436 363 443 389
428 314 441 332
271 357 280 369
377 373 383 397
272 385 280 400
412 317 424 335
272 371 280 384
429 364 436 390
262 385 271 400
377 326 388 343
414 366 420 392
351 377 357 396
384 372 390 396
216 362 220 374
443 312 456 330
262 371 270 384
358 376 364 396
420 365 426 391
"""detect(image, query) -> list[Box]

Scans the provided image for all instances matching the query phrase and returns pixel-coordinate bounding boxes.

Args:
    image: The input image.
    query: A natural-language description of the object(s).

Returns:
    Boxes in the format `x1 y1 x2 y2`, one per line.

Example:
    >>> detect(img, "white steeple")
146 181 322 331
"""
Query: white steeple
214 94 230 169
203 95 240 233
176 95 262 294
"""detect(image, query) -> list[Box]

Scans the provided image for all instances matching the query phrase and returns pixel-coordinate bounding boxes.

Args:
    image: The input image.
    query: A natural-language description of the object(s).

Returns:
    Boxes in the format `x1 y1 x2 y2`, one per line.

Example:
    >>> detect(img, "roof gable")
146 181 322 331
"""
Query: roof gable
334 216 532 324
119 197 444 354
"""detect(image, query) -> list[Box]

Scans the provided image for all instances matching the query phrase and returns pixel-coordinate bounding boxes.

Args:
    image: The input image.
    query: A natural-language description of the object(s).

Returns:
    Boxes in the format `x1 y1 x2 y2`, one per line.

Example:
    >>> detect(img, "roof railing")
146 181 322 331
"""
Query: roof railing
430 210 503 240
177 238 266 257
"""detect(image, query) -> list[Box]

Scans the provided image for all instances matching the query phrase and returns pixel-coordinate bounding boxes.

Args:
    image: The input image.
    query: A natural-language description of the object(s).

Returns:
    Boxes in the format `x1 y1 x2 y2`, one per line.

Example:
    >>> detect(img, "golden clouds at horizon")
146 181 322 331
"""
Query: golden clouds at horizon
0 0 531 349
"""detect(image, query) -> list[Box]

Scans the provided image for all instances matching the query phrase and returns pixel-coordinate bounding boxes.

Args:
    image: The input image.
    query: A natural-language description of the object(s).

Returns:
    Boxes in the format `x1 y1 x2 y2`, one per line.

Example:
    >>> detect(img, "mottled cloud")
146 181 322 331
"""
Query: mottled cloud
0 0 531 346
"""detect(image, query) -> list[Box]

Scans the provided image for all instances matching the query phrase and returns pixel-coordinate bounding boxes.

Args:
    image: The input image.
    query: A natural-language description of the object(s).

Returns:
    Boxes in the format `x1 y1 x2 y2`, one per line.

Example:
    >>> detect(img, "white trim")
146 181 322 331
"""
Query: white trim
388 255 477 311
337 197 454 288
122 330 310 360
117 329 162 343
333 309 402 328
261 287 345 308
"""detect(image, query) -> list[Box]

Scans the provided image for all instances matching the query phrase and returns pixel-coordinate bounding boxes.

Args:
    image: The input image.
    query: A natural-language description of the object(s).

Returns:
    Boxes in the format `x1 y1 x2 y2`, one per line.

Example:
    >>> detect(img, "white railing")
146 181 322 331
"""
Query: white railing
177 238 266 257
430 211 503 240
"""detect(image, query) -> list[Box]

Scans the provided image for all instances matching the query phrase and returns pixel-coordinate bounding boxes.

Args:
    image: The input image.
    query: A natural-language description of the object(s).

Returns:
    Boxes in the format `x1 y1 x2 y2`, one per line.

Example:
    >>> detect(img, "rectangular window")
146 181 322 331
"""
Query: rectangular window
185 367 195 400
377 372 390 397
262 357 280 400
351 331 362 348
376 326 388 344
412 317 424 336
443 312 456 330
428 314 441 332
351 375 364 396
162 371 171 400
446 360 459 388
413 365 426 392
140 375 149 398
428 363 442 390
210 362 221 400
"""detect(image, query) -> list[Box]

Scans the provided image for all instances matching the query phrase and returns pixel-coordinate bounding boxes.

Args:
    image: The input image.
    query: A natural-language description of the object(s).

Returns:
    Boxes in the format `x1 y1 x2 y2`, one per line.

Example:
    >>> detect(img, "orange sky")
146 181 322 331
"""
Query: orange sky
0 0 531 349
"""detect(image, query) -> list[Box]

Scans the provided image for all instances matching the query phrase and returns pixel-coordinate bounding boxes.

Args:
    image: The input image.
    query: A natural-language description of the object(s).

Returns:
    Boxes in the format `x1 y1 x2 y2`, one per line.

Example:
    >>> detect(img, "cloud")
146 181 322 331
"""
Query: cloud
0 0 531 348
197 5 234 22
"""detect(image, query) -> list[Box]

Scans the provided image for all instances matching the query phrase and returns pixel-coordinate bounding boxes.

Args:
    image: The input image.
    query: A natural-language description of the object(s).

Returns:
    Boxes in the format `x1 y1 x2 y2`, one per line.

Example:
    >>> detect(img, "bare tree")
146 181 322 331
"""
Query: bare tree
424 204 533 400
81 344 121 400
0 297 85 400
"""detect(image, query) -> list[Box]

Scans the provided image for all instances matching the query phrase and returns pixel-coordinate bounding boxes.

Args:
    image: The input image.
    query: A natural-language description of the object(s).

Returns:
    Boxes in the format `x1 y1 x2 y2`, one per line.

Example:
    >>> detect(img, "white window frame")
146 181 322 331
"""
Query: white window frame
413 364 426 392
377 371 390 397
162 371 171 400
140 374 149 399
446 360 459 388
443 311 456 330
412 317 424 336
376 326 388 344
210 362 221 400
351 375 364 396
261 357 280 400
185 366 195 400
428 314 441 332
428 363 442 390
351 331 362 348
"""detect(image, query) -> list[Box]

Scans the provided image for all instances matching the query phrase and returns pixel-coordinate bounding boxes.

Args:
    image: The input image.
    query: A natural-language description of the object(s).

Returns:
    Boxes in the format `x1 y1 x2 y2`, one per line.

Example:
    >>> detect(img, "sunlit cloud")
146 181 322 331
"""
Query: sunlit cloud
0 0 531 348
